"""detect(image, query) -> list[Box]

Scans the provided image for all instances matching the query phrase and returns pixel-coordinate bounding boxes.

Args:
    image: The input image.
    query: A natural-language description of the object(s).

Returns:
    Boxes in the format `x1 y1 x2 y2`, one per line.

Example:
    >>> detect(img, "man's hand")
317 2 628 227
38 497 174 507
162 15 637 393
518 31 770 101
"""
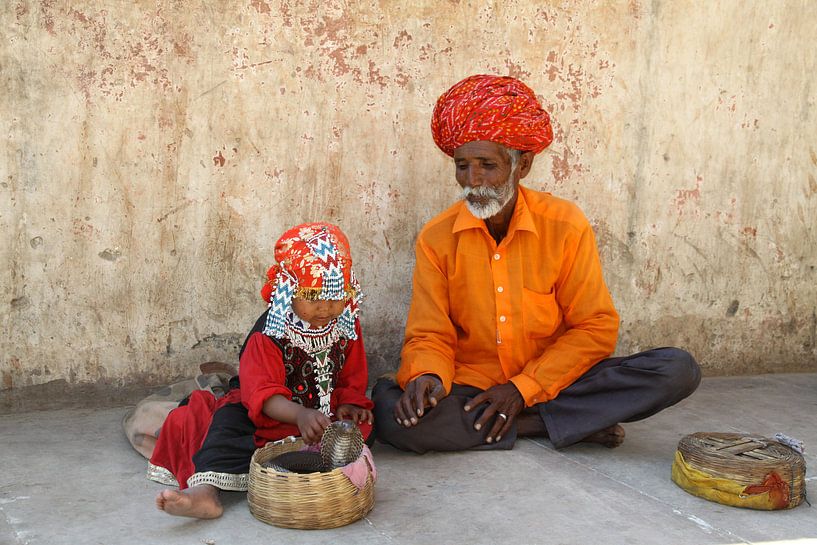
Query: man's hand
336 404 373 425
296 407 331 445
394 374 447 427
464 383 525 444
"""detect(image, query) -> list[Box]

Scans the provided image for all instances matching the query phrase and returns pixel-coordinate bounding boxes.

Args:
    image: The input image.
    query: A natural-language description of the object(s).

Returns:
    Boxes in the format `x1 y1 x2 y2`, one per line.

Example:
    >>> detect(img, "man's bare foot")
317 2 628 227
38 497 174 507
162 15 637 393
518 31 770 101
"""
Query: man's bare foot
581 424 625 448
155 484 223 519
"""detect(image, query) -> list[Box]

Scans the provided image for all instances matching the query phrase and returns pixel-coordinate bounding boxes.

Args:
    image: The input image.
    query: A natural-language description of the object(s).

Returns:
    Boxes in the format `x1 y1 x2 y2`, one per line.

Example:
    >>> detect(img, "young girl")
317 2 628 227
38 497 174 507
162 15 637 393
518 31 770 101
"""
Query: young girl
149 222 373 519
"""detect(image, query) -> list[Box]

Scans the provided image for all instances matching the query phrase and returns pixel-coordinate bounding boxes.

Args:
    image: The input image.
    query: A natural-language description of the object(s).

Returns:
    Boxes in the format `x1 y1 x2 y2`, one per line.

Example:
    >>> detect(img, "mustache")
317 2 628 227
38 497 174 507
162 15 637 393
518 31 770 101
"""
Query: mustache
461 185 505 200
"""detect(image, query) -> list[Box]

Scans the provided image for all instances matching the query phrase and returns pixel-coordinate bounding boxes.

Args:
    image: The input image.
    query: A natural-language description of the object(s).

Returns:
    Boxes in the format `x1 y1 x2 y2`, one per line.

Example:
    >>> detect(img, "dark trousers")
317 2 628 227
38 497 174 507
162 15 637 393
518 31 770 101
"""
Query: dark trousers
192 403 258 476
372 347 700 452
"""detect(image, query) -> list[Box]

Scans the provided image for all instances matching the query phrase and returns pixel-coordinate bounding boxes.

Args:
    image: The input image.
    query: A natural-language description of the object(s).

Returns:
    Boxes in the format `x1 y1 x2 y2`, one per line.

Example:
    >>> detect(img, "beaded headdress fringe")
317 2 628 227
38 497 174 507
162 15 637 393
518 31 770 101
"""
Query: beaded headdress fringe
292 286 356 301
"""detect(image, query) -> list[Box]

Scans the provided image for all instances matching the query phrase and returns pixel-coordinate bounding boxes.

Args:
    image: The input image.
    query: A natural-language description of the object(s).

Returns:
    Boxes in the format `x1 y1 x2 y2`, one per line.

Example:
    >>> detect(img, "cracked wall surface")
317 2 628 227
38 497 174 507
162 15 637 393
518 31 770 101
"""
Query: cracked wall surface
2 0 816 391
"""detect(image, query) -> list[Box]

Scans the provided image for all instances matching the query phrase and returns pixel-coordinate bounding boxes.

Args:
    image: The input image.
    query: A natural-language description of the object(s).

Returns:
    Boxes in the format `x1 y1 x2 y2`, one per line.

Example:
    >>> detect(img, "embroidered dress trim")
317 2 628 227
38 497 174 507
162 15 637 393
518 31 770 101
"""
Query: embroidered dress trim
187 471 249 491
147 463 179 487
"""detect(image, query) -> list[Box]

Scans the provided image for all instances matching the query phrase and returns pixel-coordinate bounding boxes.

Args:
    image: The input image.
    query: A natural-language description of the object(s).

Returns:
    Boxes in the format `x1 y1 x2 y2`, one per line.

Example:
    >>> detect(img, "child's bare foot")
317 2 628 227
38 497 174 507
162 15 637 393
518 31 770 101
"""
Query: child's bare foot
155 485 223 519
581 424 625 448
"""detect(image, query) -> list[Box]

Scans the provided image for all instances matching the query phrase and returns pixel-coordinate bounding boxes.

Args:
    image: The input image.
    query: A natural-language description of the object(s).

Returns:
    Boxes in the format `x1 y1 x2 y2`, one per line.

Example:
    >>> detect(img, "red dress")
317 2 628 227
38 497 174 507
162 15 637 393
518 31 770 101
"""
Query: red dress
148 320 373 490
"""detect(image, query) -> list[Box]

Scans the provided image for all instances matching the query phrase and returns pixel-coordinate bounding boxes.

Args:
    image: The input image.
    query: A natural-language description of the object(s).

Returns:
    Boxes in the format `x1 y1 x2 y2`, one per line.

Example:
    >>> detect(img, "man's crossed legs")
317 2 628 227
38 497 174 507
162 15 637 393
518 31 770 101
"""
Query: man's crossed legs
373 347 700 452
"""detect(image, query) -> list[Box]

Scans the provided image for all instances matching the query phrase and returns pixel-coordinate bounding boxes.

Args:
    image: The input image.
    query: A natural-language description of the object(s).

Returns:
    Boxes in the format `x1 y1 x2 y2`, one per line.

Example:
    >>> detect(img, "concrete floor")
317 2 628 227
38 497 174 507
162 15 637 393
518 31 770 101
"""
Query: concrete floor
1 373 816 545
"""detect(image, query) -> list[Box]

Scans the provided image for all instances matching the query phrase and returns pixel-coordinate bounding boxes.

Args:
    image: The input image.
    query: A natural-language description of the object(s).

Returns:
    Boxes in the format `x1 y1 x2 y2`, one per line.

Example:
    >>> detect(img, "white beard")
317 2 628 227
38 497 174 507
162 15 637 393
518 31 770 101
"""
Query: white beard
461 176 516 220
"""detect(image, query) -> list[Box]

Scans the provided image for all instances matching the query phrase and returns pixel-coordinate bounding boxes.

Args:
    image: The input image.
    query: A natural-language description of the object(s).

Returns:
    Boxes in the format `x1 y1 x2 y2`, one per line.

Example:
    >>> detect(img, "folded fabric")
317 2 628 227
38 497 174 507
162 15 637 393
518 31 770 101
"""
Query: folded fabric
672 451 789 510
340 445 376 491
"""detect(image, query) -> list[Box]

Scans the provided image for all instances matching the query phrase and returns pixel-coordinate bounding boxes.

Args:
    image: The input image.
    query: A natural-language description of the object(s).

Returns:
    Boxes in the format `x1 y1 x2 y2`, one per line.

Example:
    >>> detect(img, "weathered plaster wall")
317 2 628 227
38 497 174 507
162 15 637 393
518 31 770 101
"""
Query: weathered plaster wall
2 0 815 392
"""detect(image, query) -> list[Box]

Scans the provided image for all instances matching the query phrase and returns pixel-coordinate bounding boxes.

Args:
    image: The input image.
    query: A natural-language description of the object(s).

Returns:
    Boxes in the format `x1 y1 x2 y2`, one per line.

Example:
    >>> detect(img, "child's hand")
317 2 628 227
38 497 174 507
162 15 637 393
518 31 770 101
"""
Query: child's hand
336 404 374 425
296 408 331 445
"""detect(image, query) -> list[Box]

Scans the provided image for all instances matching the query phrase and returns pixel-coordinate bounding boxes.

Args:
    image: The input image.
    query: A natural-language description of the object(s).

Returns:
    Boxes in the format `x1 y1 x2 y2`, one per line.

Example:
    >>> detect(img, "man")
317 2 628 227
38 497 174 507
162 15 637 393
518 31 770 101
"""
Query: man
373 74 700 453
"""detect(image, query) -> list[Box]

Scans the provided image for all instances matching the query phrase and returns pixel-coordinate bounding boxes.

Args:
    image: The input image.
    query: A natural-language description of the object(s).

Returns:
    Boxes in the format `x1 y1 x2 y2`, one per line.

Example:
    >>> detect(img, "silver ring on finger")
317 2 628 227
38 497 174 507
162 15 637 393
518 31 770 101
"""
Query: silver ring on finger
497 412 508 421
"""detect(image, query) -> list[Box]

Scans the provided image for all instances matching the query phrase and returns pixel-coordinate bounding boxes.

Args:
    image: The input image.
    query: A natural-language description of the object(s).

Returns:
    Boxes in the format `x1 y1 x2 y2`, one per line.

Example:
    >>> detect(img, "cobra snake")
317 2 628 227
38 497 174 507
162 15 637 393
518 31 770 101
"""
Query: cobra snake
263 420 364 473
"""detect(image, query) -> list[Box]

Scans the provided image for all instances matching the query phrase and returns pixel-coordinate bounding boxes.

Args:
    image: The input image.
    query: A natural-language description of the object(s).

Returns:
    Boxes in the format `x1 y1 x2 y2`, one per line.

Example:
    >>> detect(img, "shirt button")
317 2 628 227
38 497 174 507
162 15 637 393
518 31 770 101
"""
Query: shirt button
497 286 504 293
493 253 501 260
499 315 507 323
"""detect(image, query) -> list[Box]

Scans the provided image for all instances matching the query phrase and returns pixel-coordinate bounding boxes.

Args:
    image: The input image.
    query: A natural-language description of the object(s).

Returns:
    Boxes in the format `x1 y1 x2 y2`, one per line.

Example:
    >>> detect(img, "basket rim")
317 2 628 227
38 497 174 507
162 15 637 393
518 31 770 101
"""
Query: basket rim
250 436 374 478
677 432 806 465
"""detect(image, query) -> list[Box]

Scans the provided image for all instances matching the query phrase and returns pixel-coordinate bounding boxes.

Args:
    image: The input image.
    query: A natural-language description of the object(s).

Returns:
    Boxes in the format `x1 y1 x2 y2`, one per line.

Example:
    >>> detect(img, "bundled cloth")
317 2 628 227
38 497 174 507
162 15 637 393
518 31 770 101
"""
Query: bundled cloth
671 432 807 510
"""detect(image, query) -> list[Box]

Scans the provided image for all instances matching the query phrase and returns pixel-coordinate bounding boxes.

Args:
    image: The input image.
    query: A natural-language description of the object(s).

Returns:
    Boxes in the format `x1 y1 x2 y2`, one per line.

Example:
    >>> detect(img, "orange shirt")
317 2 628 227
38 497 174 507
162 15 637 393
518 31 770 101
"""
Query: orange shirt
397 185 619 406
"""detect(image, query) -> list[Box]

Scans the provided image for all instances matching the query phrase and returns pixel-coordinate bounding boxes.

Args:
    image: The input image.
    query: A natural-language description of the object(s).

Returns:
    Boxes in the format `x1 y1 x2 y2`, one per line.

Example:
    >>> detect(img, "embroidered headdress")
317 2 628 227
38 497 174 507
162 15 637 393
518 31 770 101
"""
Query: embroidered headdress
430 74 554 157
261 222 361 353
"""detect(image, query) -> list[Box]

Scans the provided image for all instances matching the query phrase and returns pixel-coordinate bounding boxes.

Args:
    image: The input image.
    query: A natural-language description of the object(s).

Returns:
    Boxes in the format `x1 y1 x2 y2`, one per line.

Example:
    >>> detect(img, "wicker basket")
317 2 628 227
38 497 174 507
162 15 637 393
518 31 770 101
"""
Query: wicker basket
672 432 806 510
247 437 375 529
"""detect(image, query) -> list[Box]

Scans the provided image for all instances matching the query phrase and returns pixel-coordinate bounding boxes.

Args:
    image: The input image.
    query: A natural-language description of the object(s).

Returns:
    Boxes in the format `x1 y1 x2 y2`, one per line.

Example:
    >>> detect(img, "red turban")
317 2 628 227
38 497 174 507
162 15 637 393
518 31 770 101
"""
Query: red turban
431 74 554 157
